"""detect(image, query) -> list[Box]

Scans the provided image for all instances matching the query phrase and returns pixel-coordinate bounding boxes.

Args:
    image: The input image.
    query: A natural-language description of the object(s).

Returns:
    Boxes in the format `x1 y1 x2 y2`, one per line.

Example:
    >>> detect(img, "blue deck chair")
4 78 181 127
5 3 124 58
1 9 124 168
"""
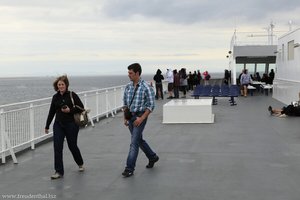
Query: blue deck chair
202 85 212 97
221 85 230 97
211 85 221 105
192 85 203 99
229 85 239 106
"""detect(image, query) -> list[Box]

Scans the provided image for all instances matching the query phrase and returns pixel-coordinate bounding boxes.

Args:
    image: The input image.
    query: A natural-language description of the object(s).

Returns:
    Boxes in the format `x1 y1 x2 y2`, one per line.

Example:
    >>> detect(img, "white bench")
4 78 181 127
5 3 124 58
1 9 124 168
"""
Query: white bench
163 99 214 124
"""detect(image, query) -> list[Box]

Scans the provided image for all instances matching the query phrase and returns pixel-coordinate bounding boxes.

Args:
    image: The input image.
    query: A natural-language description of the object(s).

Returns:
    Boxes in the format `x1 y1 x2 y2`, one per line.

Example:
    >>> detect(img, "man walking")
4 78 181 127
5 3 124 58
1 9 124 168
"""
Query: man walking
122 63 159 177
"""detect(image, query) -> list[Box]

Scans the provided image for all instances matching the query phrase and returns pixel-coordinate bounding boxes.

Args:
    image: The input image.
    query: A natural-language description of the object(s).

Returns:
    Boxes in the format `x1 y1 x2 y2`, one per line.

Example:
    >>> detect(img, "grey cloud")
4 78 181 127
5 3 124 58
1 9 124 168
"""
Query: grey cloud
2 0 299 25
101 0 300 25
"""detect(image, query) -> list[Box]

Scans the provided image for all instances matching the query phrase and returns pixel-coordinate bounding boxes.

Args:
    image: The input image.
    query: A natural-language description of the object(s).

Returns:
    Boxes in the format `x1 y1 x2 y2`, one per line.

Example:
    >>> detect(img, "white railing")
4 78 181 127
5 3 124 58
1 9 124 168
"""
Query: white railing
0 85 126 164
231 31 279 46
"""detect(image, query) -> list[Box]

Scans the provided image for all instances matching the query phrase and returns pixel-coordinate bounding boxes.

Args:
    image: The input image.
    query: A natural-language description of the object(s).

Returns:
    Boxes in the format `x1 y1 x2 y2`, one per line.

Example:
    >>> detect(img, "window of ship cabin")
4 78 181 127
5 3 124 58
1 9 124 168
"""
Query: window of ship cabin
246 64 255 75
288 40 294 60
269 64 276 74
236 64 244 75
256 64 266 74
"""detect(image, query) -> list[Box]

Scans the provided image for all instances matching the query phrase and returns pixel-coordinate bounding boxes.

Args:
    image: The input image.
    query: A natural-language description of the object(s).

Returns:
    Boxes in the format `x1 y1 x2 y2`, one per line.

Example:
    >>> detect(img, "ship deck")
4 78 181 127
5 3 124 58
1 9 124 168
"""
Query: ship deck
1 91 300 200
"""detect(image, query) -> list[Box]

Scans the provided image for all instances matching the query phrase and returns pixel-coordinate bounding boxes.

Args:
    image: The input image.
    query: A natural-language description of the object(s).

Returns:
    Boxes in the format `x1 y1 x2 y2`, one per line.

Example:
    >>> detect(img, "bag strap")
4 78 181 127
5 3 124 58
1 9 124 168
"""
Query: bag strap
70 91 85 111
128 84 139 108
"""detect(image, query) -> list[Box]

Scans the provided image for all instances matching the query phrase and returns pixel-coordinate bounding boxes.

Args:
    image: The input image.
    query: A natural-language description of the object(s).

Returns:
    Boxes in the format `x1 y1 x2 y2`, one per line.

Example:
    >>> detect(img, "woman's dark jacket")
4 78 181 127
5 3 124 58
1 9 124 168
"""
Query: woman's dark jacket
45 90 84 129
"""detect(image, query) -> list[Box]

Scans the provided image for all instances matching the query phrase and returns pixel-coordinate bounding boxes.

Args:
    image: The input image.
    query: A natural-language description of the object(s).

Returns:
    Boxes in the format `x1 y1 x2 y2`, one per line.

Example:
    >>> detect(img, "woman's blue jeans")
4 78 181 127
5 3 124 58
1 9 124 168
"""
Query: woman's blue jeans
126 114 156 171
53 121 83 175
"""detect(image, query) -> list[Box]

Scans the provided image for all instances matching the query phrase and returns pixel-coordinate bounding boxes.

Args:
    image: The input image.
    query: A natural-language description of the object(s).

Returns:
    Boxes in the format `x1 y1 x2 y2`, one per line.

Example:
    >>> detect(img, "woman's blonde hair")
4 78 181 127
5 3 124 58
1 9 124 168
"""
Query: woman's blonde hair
53 75 69 91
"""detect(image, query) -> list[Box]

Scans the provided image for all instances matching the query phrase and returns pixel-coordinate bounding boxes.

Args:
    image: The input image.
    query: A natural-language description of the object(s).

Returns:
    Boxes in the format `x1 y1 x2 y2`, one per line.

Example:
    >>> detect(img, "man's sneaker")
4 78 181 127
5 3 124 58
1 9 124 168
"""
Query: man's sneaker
146 156 159 168
51 172 62 180
122 169 134 177
79 165 85 172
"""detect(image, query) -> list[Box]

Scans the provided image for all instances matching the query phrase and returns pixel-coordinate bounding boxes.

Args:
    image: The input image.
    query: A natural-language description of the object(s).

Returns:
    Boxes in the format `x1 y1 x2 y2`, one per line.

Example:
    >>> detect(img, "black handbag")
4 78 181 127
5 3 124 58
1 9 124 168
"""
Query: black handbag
124 84 139 120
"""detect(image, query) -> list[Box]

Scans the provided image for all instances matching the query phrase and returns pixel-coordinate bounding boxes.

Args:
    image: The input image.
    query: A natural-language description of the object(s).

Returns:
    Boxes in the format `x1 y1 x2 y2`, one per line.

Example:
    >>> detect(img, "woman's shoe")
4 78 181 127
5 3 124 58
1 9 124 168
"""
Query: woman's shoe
78 165 85 172
51 172 62 180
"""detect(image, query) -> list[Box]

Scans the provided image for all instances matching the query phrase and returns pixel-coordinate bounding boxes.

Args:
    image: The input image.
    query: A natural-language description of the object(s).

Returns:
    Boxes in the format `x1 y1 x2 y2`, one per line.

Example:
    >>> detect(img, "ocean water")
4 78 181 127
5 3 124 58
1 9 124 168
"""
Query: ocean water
0 75 148 106
0 72 224 106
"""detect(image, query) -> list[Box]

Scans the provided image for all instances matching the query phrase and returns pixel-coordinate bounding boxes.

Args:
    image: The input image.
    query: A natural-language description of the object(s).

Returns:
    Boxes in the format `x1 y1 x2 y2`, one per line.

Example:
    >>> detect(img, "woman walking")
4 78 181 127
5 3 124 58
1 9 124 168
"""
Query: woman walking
45 75 85 179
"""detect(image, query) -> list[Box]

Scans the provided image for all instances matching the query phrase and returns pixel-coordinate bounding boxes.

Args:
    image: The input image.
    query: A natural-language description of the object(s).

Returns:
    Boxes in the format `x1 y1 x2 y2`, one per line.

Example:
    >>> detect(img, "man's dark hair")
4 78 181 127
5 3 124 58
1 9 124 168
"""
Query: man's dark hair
128 63 142 75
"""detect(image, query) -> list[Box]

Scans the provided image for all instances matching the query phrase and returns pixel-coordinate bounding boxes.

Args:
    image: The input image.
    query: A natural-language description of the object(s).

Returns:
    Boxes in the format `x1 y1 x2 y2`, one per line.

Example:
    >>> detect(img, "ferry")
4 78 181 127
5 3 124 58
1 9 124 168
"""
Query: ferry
0 24 300 200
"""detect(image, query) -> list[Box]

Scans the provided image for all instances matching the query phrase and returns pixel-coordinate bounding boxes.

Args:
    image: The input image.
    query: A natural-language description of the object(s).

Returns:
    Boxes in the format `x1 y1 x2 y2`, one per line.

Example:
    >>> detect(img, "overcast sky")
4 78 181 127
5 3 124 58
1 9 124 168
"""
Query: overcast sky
0 0 299 77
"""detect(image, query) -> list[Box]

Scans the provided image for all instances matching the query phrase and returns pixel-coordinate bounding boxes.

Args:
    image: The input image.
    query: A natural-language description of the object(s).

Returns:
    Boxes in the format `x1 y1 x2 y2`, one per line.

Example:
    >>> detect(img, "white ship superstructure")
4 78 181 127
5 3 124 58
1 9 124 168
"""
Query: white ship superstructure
228 23 277 84
273 28 300 104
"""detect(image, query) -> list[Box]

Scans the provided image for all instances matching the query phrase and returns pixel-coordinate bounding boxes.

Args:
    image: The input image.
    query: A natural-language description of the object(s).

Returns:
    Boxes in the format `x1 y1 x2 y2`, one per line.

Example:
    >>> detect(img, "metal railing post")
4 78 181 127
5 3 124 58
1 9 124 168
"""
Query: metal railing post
105 90 109 118
96 91 99 122
114 88 117 115
29 103 35 150
1 109 5 163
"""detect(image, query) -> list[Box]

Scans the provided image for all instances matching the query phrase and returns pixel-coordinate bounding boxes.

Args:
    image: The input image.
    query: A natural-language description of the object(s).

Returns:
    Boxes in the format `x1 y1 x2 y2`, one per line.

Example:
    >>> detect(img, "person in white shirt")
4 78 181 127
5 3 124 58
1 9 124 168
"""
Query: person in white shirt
166 69 174 99
240 69 252 97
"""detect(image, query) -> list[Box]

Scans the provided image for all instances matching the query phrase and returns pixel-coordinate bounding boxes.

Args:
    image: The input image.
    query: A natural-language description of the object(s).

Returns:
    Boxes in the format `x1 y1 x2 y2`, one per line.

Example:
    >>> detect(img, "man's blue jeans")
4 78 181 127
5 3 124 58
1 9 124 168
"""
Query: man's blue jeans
126 114 156 171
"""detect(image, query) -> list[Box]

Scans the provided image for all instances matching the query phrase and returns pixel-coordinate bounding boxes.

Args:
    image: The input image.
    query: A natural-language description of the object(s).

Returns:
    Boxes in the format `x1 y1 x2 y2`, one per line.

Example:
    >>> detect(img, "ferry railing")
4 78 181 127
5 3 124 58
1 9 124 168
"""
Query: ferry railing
0 85 126 164
231 31 279 46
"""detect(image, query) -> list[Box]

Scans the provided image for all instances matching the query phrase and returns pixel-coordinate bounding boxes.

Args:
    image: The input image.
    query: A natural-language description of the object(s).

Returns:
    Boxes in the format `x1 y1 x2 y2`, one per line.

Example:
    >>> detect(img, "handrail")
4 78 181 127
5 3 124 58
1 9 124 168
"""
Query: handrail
0 81 169 164
0 85 127 164
0 85 127 109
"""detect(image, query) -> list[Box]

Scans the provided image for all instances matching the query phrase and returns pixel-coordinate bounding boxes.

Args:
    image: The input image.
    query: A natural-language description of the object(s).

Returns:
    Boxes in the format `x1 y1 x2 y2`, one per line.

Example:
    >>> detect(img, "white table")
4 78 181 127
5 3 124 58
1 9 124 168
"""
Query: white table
163 99 214 124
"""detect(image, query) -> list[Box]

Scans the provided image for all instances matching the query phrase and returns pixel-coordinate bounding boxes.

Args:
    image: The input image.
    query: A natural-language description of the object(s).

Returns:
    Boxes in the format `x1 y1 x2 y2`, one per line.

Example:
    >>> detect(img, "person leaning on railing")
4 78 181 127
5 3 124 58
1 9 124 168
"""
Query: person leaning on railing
45 75 85 180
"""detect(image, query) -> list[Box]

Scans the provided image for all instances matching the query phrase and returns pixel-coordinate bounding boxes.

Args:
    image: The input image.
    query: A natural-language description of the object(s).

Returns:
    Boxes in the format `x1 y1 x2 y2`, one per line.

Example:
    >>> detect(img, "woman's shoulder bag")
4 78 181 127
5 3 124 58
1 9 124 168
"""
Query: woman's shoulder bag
70 91 89 127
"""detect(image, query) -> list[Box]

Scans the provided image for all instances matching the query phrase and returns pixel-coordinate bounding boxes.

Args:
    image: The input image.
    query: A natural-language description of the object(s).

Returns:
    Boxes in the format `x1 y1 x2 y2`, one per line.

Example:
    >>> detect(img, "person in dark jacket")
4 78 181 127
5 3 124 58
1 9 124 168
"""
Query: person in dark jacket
45 75 85 179
269 69 275 84
223 69 230 85
153 69 164 100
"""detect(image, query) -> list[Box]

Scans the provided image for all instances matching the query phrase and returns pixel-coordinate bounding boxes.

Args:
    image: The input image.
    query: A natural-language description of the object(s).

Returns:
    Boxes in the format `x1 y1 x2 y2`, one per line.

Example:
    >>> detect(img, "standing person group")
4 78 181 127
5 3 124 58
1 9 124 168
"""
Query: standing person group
159 68 215 98
45 75 85 180
122 63 159 177
165 68 198 99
